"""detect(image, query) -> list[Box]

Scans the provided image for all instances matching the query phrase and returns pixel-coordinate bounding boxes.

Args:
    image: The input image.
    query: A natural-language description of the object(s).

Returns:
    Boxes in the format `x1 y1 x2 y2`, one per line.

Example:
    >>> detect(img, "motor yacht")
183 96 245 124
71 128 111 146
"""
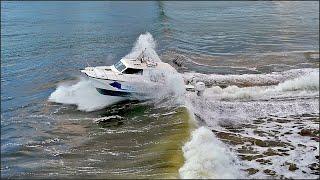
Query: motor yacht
81 49 178 97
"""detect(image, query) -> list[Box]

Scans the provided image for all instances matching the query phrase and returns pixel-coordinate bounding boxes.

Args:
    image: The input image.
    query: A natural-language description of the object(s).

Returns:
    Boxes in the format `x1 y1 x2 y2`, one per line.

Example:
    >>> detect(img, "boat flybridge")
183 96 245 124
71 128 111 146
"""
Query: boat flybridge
81 49 181 97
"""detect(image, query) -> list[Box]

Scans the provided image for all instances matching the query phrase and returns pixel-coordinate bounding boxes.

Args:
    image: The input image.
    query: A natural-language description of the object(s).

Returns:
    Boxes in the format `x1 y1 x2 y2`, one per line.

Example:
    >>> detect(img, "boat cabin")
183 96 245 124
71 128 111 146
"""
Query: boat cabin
113 60 144 75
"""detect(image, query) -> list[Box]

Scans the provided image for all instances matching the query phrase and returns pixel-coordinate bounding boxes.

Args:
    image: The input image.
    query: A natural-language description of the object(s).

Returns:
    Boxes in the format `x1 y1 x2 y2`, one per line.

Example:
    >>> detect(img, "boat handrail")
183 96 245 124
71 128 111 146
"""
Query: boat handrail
102 69 109 78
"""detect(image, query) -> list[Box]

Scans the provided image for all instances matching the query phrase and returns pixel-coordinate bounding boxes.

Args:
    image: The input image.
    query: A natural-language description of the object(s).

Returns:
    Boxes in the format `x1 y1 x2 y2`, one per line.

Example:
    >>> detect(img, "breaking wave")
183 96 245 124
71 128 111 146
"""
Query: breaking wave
202 70 319 101
274 70 319 92
179 126 243 179
183 68 318 87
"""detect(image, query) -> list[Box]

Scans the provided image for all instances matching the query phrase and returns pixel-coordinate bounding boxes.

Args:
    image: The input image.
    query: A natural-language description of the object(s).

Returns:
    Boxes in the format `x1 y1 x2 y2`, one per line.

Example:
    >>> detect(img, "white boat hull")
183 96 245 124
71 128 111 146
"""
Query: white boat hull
87 75 162 97
80 50 179 98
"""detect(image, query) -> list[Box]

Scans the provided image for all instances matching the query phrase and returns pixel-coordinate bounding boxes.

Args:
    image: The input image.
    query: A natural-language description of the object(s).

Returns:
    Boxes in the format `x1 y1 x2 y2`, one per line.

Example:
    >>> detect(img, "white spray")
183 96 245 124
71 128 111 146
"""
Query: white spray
48 78 125 112
179 127 243 179
201 70 319 101
125 32 161 62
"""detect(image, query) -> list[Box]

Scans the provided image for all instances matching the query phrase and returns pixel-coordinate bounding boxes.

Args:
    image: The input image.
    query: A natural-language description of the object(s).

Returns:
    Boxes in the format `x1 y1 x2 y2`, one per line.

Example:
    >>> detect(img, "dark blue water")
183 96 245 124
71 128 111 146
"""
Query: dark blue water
1 1 319 178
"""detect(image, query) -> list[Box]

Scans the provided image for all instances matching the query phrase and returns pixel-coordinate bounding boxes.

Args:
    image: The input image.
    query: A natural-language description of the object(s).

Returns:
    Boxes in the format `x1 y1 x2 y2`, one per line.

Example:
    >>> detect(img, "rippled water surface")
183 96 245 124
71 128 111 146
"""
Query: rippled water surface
1 1 319 179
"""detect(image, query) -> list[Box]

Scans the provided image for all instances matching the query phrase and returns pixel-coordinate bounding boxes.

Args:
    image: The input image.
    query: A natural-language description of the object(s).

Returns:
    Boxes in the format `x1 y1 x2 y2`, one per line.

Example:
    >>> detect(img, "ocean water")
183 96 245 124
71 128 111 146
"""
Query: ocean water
1 1 319 179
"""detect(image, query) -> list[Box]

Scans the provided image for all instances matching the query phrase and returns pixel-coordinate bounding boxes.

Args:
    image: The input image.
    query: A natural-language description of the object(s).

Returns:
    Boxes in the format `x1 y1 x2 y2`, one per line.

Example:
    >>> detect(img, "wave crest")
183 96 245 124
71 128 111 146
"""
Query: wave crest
179 127 243 179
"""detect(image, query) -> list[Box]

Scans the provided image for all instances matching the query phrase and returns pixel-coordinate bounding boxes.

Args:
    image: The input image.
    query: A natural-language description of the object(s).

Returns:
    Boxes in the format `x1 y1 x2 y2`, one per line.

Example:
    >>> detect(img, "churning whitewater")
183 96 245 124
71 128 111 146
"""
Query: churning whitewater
48 33 319 179
179 127 243 179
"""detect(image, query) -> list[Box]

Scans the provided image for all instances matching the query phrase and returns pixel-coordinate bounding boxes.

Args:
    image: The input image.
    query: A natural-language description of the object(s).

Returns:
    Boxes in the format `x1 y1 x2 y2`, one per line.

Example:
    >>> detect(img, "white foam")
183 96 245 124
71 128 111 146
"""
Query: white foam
122 32 187 106
48 78 125 112
151 71 187 106
201 70 319 101
274 71 319 92
179 126 243 179
183 68 318 87
117 32 186 105
184 70 319 128
239 118 320 179
188 93 319 127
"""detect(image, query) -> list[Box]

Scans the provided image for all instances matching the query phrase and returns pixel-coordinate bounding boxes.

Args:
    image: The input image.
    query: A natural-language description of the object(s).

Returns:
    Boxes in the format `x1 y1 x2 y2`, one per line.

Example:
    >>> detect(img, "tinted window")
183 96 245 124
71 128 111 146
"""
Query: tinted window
123 68 143 75
114 61 126 72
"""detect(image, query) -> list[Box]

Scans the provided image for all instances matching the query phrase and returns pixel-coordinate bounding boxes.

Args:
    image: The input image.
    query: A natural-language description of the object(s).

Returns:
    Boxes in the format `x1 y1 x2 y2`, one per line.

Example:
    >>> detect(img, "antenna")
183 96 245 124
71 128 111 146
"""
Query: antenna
137 48 147 62
85 59 91 67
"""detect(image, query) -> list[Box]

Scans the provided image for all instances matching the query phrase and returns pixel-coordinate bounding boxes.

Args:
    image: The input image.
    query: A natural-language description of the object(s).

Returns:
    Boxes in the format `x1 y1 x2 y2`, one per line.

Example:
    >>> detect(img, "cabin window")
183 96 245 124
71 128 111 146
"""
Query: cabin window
114 61 126 72
123 68 143 75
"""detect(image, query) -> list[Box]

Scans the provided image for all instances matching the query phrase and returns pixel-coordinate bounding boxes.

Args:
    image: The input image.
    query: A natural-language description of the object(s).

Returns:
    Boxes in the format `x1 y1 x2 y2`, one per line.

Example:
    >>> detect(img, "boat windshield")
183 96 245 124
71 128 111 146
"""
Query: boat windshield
114 61 126 72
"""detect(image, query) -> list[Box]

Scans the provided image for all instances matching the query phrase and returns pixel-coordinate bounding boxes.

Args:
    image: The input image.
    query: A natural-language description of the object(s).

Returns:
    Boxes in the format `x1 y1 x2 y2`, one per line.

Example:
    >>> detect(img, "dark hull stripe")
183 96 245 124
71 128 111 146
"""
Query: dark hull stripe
96 88 131 97
83 73 126 82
